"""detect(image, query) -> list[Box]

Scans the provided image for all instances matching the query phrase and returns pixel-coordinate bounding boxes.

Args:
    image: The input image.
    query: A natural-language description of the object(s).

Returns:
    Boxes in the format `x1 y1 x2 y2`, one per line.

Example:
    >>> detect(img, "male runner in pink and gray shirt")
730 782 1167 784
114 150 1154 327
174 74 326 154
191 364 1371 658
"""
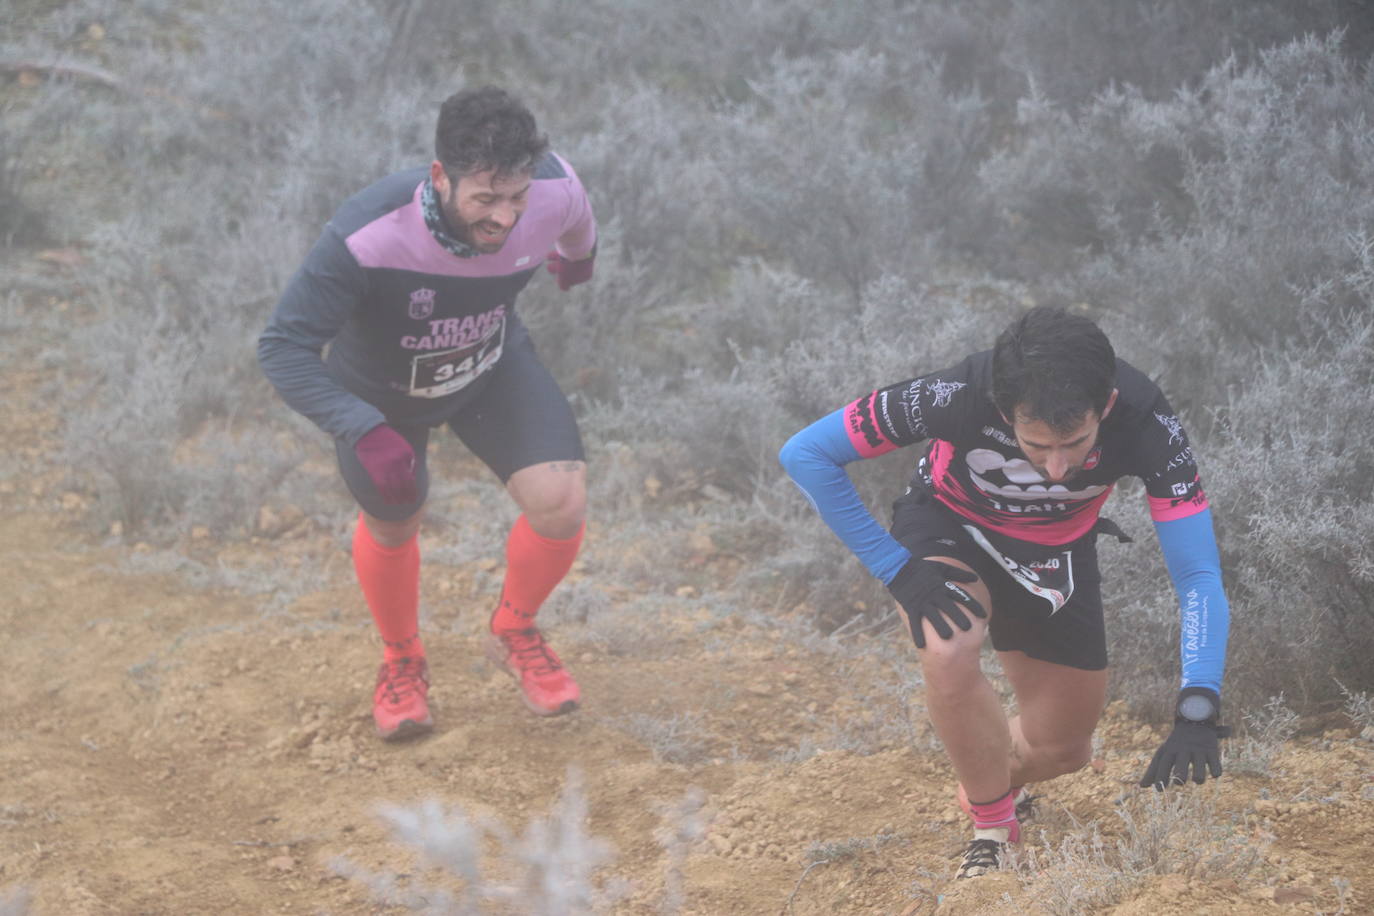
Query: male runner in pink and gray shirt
259 87 596 739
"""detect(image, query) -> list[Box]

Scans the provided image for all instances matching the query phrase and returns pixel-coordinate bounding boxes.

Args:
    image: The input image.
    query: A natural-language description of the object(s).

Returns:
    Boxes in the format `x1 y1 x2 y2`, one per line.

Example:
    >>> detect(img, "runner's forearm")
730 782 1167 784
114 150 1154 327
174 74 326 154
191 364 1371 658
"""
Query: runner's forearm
780 408 911 584
1154 508 1229 694
257 332 385 446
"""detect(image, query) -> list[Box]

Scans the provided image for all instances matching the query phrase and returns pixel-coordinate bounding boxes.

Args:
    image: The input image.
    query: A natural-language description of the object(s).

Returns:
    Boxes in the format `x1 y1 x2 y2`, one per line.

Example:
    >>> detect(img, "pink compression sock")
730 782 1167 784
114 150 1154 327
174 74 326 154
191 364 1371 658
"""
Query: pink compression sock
490 515 584 634
353 513 424 662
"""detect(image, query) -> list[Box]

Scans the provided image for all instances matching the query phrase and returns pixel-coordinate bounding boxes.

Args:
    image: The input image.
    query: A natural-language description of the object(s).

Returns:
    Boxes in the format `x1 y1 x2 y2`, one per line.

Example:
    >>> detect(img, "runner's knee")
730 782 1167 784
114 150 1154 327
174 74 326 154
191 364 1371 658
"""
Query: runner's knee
917 623 988 692
527 494 585 538
511 466 586 538
364 508 424 547
1027 736 1093 777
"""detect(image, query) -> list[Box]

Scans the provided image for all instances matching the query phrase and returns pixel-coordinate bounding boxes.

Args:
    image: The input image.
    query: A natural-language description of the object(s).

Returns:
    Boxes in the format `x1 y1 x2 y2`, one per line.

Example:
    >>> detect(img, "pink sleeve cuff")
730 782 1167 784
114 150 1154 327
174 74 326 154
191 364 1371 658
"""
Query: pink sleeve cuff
843 394 899 458
1148 478 1210 522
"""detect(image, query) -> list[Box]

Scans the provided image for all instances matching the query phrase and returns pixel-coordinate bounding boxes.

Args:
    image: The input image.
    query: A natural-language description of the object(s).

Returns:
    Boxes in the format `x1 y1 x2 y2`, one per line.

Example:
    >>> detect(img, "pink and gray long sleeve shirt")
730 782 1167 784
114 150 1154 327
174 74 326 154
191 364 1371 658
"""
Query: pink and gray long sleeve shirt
258 153 595 446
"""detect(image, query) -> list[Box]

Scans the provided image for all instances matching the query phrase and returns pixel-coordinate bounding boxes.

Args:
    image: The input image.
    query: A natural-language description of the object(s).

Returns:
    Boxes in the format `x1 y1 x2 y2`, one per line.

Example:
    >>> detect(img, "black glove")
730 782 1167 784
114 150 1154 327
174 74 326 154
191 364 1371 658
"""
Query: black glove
887 558 986 649
1139 687 1232 789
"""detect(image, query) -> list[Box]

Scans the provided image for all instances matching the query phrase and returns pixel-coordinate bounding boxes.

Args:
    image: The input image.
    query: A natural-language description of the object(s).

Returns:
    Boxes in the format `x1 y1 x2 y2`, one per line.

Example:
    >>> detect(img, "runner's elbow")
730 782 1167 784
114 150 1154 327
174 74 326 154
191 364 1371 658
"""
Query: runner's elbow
778 433 815 479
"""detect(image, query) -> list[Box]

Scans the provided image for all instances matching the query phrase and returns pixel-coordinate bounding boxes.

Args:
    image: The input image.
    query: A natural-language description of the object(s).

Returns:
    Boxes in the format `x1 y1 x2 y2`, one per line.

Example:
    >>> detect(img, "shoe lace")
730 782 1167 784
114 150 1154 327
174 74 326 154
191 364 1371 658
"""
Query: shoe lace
505 629 562 676
381 658 427 702
957 838 1004 877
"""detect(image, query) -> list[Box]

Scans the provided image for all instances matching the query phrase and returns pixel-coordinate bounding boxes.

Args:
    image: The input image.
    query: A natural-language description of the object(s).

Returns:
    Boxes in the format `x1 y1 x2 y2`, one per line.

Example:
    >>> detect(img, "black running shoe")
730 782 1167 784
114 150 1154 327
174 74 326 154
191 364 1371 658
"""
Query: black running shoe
955 828 1011 879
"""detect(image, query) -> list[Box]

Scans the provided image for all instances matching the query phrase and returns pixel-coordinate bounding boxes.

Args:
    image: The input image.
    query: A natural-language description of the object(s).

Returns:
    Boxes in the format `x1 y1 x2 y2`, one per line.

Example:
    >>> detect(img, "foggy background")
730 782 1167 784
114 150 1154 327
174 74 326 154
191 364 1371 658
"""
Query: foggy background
4 0 1374 716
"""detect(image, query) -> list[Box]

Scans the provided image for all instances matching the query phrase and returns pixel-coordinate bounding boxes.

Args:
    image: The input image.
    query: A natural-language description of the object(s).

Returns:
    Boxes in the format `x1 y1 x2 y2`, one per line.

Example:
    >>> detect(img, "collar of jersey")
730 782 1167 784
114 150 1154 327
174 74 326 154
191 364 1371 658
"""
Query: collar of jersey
420 178 479 259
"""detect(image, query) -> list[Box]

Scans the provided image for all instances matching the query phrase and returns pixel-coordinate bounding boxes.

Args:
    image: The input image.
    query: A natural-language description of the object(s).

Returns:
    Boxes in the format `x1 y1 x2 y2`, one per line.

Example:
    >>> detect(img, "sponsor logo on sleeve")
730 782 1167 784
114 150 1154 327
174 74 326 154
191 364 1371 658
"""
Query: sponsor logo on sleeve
900 380 925 434
846 394 885 450
877 390 896 439
1166 475 1207 510
1181 588 1208 669
1165 447 1194 471
1154 411 1185 445
1148 447 1197 482
926 379 966 408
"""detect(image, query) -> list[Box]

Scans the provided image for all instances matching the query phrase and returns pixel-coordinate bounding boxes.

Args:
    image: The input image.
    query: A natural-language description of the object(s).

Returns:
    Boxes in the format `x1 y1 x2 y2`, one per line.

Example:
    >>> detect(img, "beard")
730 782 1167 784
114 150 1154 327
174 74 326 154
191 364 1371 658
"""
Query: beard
441 190 517 254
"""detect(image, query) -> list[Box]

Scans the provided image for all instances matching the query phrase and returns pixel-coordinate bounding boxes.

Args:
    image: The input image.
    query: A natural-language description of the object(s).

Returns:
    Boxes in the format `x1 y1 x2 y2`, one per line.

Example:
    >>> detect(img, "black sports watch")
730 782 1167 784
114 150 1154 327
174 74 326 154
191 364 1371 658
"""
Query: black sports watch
1176 686 1221 724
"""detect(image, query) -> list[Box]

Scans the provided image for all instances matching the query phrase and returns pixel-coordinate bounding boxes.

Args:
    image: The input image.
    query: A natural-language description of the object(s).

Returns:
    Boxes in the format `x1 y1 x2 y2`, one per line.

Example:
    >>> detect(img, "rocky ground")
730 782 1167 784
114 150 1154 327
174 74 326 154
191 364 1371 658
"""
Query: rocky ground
1 262 1372 915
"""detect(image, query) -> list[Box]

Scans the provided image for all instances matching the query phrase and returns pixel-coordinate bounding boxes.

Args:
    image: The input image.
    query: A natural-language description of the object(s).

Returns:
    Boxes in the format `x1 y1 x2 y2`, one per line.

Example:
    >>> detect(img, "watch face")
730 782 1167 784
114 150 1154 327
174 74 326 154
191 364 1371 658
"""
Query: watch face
1179 694 1216 722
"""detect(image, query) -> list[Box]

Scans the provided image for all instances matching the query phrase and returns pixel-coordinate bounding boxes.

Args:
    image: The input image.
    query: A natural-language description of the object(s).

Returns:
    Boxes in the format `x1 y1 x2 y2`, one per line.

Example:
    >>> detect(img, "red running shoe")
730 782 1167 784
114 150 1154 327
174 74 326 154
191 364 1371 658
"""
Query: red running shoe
373 656 433 741
485 628 581 716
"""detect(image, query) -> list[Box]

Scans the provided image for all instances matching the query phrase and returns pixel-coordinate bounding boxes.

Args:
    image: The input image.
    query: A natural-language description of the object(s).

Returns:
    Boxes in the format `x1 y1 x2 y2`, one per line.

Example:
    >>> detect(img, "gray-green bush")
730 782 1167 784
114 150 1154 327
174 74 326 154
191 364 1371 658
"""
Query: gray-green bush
332 769 619 914
7 0 1374 709
1016 788 1268 914
1229 693 1301 777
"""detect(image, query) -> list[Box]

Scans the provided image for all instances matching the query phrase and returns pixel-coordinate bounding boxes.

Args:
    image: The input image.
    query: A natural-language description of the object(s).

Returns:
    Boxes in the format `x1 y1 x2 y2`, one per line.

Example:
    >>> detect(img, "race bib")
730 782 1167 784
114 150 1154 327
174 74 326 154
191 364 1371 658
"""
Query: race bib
407 316 504 398
961 524 1075 614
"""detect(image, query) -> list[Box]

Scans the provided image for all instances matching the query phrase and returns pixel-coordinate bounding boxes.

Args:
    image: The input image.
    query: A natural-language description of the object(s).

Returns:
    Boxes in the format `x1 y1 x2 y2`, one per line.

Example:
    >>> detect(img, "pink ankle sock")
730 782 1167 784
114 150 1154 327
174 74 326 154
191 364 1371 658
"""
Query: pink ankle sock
968 788 1020 843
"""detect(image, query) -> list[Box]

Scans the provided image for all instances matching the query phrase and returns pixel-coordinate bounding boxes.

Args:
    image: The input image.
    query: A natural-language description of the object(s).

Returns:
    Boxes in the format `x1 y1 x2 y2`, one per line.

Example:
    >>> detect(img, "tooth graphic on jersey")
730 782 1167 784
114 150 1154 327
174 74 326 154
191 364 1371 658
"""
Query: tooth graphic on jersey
964 448 1109 501
1001 461 1047 485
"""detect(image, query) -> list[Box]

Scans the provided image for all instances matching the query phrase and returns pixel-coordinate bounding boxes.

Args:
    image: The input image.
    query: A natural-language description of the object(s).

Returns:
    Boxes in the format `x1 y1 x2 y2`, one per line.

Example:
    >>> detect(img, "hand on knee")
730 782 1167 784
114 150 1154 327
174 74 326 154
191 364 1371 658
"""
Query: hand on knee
887 558 987 650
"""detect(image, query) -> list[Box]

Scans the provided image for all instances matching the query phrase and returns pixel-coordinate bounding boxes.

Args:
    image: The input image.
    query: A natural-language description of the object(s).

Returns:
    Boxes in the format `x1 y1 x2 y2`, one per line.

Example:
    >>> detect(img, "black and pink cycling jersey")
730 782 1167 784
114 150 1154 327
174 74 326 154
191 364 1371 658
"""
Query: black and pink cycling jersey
781 348 1229 692
844 350 1208 546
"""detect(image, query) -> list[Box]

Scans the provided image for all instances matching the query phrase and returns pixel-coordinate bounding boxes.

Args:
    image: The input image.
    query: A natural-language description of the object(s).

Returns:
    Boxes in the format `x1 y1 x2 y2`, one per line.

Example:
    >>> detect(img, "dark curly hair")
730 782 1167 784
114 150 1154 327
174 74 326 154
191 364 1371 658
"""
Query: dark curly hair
991 305 1117 433
435 86 549 179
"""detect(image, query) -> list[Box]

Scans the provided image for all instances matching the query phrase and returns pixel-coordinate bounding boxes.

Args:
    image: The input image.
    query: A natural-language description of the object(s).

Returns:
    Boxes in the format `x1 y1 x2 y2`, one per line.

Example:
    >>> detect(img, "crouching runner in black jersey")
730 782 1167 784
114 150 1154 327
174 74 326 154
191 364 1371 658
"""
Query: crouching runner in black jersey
259 87 598 740
780 306 1231 879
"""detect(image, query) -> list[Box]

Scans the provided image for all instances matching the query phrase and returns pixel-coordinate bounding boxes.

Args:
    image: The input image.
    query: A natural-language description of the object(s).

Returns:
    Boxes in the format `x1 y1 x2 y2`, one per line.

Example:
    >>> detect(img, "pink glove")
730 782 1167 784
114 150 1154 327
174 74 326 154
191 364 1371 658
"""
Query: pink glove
545 250 595 291
354 424 417 505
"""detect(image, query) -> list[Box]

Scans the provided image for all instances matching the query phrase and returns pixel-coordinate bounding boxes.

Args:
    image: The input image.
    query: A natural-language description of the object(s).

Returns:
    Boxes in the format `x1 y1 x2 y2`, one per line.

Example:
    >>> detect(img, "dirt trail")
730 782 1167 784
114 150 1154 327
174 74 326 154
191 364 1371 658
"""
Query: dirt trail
1 362 1372 914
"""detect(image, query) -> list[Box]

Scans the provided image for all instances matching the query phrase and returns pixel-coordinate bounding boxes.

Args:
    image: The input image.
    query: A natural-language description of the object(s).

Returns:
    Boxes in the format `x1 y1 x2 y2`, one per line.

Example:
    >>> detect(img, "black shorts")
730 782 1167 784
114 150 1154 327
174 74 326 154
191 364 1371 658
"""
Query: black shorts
890 482 1111 671
335 332 584 520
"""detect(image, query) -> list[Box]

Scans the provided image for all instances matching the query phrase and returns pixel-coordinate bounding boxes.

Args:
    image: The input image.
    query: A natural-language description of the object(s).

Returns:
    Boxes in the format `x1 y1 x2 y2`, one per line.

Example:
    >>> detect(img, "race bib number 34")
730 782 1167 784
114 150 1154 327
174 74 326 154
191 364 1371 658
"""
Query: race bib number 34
408 317 504 398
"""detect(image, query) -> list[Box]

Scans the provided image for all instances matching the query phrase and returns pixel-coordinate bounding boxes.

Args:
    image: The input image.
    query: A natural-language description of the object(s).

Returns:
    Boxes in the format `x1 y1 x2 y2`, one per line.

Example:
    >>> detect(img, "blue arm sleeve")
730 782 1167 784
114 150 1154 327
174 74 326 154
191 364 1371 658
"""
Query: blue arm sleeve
1153 508 1229 695
779 409 912 584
